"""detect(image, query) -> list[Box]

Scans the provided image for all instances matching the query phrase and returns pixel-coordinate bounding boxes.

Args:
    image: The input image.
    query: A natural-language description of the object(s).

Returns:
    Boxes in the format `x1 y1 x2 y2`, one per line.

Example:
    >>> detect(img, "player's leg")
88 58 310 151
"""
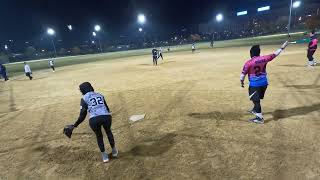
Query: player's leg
26 72 31 80
89 117 109 162
307 50 315 66
248 86 264 124
102 115 118 157
160 53 163 60
51 66 55 71
3 71 8 81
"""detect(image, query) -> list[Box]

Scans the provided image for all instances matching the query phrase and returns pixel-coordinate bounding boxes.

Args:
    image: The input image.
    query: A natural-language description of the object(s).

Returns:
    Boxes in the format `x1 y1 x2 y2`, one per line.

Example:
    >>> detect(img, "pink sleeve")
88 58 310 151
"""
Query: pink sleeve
264 54 277 62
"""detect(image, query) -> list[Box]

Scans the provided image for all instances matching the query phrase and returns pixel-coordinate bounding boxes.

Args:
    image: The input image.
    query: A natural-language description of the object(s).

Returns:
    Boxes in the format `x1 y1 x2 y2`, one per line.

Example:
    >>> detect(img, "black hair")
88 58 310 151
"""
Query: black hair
250 45 261 58
79 82 94 95
311 29 315 34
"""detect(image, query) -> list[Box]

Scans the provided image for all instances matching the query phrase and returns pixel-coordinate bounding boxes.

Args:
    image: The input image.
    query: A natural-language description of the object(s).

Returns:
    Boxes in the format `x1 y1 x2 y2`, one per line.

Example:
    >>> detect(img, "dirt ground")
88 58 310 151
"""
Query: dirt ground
0 45 319 180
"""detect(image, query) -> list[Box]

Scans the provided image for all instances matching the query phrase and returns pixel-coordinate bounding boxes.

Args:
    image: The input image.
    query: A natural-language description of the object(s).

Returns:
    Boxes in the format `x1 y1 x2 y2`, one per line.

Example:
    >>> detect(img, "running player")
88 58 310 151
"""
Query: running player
0 63 9 81
307 30 318 66
68 82 118 163
240 41 289 124
152 48 158 66
24 62 33 80
49 59 55 72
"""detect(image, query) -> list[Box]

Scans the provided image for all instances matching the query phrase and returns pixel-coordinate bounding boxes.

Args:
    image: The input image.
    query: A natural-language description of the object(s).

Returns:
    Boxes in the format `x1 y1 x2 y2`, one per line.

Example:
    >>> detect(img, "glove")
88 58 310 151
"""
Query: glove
241 80 245 88
63 125 74 138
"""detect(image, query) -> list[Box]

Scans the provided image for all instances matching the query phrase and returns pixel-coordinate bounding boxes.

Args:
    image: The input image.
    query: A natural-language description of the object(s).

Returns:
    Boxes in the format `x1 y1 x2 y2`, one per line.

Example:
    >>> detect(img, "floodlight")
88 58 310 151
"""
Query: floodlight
94 25 101 32
92 32 97 36
216 14 223 22
257 6 270 12
138 14 146 24
68 25 72 30
47 28 55 35
139 28 143 32
293 1 301 8
237 11 248 16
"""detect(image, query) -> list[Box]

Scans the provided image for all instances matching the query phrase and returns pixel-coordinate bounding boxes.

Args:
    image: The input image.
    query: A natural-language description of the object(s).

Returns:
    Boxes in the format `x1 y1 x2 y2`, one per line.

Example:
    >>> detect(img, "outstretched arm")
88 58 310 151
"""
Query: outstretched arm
73 99 88 128
273 41 289 57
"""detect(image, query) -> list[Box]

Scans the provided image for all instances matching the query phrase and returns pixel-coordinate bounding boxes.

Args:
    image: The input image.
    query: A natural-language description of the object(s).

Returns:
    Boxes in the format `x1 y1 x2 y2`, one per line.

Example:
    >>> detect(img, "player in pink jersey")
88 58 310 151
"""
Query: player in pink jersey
240 41 289 124
307 30 318 66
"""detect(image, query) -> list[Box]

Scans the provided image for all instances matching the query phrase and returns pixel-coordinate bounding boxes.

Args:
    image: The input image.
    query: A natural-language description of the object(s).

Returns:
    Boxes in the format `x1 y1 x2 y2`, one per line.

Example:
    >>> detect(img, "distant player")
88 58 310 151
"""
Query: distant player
24 62 33 80
158 47 164 60
49 59 55 72
240 41 289 124
307 30 318 66
0 63 9 81
152 48 158 66
192 43 196 53
66 82 118 163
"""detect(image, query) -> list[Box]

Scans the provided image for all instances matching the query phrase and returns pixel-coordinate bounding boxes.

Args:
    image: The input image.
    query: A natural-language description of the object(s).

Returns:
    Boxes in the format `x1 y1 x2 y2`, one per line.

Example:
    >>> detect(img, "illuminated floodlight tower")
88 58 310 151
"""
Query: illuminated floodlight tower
93 25 103 53
292 1 301 28
47 28 57 57
216 14 223 22
137 14 146 25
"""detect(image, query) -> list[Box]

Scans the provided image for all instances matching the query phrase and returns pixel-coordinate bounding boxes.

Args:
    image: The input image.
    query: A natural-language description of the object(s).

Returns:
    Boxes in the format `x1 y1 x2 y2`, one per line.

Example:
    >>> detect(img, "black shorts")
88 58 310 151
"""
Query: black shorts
249 85 268 101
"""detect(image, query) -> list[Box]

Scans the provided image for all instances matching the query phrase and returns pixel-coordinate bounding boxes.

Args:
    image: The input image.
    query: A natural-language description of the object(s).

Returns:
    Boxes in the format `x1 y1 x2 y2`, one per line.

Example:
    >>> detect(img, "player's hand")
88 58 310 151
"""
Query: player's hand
240 81 245 88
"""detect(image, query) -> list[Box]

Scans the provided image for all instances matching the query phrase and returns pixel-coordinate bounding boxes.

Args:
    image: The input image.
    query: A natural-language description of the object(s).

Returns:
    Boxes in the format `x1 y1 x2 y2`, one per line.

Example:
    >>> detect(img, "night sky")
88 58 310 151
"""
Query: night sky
0 0 318 43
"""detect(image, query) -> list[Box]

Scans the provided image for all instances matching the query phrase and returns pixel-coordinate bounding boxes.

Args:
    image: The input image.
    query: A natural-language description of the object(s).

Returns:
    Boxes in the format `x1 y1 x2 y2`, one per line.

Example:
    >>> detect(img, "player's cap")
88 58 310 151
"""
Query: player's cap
250 45 261 58
79 82 94 95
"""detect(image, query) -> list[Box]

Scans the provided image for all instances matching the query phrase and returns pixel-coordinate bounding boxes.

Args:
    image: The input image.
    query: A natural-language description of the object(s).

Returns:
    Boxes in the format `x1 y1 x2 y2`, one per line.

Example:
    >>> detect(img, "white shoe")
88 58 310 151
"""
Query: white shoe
102 152 109 163
249 117 264 124
112 148 118 158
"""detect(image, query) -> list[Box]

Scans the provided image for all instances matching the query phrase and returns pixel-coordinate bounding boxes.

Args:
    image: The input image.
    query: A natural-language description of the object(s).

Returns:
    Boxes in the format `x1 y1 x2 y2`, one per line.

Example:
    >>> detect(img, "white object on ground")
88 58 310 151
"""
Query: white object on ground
129 114 146 122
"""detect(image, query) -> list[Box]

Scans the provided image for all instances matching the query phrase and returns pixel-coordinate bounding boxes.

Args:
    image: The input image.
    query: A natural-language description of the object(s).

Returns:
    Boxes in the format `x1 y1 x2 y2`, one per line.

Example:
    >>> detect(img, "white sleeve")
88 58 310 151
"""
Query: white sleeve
274 49 283 57
240 73 246 81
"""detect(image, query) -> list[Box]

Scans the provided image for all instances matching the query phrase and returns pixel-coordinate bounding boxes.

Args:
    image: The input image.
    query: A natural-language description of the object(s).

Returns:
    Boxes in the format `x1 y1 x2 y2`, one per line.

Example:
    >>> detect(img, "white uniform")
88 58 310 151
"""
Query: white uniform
192 45 195 50
82 92 111 119
24 64 32 73
49 60 54 66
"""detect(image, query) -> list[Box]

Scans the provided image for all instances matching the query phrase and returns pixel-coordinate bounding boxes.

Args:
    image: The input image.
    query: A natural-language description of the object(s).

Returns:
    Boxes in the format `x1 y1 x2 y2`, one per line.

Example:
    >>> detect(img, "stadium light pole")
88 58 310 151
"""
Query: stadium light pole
215 14 223 40
292 1 301 29
47 28 57 57
288 0 294 35
137 14 146 46
94 25 103 53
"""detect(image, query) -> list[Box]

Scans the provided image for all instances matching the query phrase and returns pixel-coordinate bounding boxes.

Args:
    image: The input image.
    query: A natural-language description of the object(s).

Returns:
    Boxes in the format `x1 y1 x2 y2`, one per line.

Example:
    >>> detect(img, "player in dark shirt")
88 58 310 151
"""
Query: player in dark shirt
152 48 158 66
0 64 9 81
67 82 118 163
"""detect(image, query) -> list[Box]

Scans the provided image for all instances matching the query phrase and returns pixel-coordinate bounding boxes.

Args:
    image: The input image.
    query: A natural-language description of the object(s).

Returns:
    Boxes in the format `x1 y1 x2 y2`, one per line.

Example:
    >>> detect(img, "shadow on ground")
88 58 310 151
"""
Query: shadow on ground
122 133 176 157
278 64 306 68
188 111 244 121
265 103 320 122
